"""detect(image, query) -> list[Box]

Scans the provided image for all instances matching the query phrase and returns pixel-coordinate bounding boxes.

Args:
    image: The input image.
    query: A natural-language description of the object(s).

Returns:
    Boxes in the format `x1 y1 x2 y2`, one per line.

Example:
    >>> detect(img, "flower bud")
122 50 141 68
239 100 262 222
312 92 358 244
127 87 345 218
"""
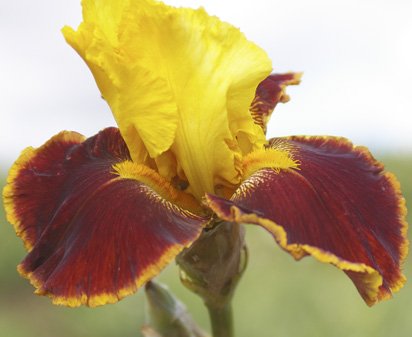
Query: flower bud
143 281 208 337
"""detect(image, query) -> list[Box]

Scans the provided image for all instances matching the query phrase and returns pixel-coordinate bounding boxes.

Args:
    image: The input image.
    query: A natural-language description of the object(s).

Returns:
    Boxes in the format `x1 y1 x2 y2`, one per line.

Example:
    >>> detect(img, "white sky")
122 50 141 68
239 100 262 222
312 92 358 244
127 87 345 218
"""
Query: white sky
1 0 412 174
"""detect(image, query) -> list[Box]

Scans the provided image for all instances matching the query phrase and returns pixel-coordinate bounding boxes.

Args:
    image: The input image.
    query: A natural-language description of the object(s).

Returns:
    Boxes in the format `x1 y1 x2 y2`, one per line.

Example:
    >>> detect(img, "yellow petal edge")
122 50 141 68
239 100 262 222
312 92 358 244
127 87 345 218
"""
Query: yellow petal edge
2 131 86 251
206 180 408 306
18 244 192 307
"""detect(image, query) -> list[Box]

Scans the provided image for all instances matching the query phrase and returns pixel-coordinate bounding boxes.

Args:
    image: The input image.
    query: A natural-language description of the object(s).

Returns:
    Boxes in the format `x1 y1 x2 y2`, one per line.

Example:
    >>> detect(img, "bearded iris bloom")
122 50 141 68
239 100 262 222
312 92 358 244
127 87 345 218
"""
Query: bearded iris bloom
3 0 408 312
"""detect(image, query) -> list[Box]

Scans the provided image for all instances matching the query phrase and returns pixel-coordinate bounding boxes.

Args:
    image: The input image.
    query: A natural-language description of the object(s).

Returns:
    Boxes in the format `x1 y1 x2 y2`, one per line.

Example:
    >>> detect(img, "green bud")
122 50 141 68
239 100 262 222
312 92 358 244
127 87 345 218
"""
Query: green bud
143 281 208 337
176 222 247 309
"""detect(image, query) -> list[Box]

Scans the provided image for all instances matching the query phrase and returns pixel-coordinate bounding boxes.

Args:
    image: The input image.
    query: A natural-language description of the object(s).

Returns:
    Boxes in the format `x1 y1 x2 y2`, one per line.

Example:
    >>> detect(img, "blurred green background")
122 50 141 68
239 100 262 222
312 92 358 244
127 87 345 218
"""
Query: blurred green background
1 154 411 337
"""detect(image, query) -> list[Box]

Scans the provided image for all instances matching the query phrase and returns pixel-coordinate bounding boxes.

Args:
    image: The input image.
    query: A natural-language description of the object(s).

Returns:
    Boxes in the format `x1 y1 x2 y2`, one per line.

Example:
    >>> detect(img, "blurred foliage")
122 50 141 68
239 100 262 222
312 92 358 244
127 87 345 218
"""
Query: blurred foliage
0 154 411 337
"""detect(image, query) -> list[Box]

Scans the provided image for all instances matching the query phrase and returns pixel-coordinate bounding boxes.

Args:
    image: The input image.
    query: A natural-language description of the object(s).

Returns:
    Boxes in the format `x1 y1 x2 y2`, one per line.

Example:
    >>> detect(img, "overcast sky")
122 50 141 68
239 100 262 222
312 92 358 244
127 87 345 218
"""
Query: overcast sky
1 0 411 174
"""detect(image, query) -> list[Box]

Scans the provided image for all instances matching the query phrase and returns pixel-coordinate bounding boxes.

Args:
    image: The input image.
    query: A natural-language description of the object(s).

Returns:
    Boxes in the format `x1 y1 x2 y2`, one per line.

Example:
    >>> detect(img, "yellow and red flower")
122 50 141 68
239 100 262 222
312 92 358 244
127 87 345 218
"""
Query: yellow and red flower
3 0 408 308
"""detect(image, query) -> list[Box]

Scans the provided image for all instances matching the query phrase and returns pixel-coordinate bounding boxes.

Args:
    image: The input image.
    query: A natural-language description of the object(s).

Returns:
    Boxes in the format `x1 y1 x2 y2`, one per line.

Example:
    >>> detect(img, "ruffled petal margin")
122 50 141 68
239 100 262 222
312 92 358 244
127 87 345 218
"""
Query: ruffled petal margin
206 136 408 306
250 72 302 133
3 127 206 307
63 0 272 199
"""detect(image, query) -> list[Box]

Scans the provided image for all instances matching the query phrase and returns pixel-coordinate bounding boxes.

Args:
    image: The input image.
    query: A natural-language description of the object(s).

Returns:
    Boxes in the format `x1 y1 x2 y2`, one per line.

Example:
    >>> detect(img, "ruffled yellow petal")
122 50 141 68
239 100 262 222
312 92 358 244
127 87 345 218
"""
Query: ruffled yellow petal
63 0 272 199
62 0 178 165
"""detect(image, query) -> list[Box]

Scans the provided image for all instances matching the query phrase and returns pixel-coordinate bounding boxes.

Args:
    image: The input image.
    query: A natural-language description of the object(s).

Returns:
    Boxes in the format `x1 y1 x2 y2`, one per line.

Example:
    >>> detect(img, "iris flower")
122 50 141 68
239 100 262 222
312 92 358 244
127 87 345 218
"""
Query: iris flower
3 0 408 310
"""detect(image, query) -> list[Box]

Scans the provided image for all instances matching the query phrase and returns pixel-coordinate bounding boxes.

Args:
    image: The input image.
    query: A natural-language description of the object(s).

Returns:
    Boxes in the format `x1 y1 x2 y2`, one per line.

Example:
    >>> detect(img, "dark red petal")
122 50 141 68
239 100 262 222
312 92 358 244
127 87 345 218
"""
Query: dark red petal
250 72 302 132
3 131 86 250
3 127 206 307
206 136 408 305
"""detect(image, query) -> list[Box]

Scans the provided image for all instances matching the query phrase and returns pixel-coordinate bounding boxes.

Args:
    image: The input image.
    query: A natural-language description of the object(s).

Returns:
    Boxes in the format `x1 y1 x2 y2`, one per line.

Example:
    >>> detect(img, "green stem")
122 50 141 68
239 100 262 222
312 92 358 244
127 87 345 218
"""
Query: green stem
207 302 234 337
176 222 246 337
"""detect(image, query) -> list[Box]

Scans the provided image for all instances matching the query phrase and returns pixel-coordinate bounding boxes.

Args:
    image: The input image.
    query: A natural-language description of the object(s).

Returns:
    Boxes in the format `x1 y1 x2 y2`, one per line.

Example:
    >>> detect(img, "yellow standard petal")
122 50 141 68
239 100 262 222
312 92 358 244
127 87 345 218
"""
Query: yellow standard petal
62 0 272 199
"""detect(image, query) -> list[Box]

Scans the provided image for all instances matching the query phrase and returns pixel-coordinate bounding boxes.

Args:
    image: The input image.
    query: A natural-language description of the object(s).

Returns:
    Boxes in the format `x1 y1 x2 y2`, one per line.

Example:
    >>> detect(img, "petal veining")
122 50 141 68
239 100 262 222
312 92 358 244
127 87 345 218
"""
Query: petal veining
206 136 408 305
3 127 206 307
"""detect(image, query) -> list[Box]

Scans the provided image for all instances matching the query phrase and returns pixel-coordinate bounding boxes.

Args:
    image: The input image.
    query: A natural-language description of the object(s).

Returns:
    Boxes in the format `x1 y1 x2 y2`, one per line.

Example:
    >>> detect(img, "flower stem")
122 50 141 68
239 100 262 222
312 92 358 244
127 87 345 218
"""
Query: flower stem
207 302 234 337
177 222 247 337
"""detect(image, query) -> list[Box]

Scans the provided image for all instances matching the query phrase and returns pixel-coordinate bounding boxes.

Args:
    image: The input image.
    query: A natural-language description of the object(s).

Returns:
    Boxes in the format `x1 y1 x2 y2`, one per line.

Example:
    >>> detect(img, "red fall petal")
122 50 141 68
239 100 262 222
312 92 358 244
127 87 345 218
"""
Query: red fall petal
250 72 302 133
206 136 408 305
3 127 206 307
